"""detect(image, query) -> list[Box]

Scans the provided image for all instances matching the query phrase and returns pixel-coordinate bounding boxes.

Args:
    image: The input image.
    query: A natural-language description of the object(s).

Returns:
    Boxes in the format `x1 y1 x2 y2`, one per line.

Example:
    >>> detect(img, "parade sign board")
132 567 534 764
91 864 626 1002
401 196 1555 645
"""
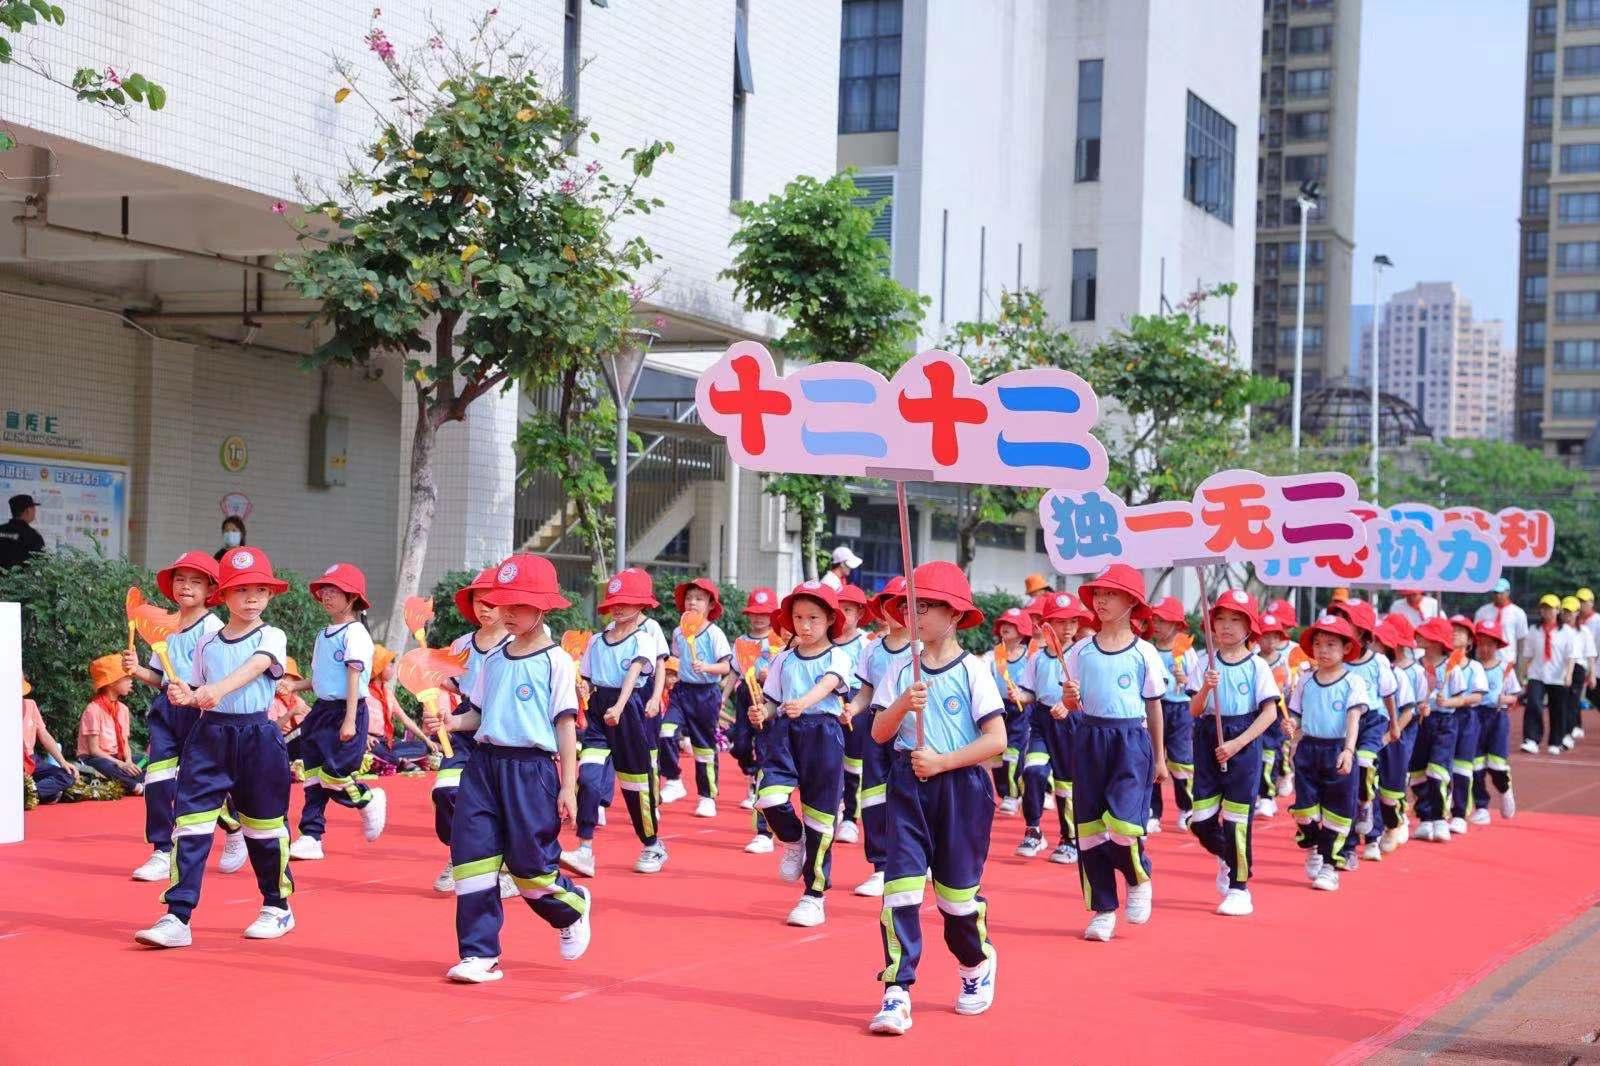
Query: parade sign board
1379 503 1553 568
1038 470 1367 573
694 343 1108 489
1259 506 1504 592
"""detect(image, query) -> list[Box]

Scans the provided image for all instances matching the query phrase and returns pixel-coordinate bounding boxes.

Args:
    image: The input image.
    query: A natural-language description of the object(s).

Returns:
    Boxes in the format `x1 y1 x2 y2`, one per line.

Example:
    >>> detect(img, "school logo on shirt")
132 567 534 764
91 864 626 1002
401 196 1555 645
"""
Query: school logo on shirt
334 649 346 662
499 562 519 584
516 682 534 701
1117 673 1132 689
1235 679 1250 695
945 696 961 713
231 551 255 570
1332 697 1347 712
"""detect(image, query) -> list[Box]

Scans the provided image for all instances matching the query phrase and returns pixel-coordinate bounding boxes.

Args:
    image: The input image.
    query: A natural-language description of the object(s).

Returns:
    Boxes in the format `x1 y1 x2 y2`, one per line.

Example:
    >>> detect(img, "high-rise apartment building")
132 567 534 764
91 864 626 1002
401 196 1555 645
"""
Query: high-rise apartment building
1252 0 1362 391
1516 0 1600 465
1362 282 1512 441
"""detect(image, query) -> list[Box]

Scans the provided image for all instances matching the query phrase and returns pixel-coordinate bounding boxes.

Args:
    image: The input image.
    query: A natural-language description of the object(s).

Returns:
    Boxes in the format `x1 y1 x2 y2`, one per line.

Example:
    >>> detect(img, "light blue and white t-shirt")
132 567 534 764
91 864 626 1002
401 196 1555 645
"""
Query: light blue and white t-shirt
880 653 1004 753
450 630 510 713
1390 658 1416 713
988 647 1034 707
1289 669 1373 740
762 644 853 717
189 624 288 715
311 620 375 701
474 644 578 751
1159 645 1200 704
833 632 869 694
1024 649 1065 708
861 637 916 706
1347 650 1399 719
1432 657 1488 714
1187 650 1282 718
150 612 225 681
672 620 732 685
581 618 668 690
1064 636 1168 720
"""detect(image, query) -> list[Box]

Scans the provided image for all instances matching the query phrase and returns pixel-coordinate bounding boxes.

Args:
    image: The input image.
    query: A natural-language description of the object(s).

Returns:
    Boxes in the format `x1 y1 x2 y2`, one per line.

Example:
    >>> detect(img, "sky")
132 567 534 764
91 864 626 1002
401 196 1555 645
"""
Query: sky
1351 0 1525 336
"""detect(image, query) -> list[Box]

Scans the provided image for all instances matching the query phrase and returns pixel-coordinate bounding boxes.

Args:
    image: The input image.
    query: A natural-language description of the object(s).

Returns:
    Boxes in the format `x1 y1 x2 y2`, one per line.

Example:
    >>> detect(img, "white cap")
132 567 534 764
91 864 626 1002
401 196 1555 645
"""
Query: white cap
830 545 863 569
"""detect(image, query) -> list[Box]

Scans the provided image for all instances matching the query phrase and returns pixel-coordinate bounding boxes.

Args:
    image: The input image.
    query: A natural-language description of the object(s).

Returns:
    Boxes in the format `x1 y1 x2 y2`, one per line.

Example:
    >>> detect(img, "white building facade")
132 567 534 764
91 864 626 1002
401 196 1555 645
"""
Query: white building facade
1365 282 1512 441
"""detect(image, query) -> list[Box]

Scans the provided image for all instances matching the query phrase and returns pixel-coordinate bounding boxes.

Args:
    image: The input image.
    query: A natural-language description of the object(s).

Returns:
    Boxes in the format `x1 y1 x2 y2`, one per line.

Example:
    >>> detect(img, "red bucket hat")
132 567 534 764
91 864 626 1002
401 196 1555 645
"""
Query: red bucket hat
872 576 908 623
836 584 871 613
1077 563 1151 624
883 561 985 630
1448 614 1476 638
1330 598 1377 636
598 567 659 613
777 579 844 639
674 577 724 622
743 586 779 616
156 551 219 602
1258 610 1291 639
1370 617 1402 652
309 562 370 612
1415 617 1456 652
210 547 289 605
1383 612 1416 648
1040 590 1097 628
1473 619 1509 648
453 565 501 620
1299 612 1363 663
1209 588 1262 638
991 605 1035 639
1149 596 1187 626
1267 598 1297 629
480 554 572 611
1024 592 1050 622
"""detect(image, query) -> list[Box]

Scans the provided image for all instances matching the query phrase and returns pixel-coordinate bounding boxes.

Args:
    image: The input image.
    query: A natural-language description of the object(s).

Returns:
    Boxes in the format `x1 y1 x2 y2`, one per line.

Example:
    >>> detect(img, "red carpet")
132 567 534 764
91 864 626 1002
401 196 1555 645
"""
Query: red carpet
3 761 1599 1063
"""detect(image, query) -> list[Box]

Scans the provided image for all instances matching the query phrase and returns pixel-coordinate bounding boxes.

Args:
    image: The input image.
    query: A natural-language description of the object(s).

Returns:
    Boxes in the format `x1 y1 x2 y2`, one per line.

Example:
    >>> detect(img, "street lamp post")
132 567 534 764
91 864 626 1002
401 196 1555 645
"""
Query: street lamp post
1291 180 1320 456
599 328 658 573
1369 254 1393 499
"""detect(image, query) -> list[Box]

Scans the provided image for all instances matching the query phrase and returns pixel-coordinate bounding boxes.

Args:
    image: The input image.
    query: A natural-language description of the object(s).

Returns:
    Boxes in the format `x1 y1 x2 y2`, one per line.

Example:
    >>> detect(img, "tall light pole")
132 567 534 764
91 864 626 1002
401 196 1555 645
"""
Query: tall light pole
1291 180 1321 456
1369 254 1393 499
599 328 658 572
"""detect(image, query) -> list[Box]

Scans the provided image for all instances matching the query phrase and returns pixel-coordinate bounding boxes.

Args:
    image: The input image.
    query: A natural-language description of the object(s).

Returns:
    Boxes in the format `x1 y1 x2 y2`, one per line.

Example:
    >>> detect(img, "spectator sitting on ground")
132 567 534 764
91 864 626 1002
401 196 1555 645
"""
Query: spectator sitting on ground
22 674 79 805
77 655 143 794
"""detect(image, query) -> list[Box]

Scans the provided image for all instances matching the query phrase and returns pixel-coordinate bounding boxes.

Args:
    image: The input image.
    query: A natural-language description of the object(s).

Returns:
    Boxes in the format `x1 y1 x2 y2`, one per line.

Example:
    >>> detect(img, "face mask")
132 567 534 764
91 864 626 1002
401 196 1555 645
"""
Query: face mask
223 530 242 547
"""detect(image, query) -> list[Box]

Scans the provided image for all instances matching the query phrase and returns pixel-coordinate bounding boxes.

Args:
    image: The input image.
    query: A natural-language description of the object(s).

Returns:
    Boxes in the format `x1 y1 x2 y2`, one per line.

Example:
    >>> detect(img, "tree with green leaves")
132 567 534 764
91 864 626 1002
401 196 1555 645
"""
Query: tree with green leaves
1 1 165 151
279 13 669 648
722 171 927 576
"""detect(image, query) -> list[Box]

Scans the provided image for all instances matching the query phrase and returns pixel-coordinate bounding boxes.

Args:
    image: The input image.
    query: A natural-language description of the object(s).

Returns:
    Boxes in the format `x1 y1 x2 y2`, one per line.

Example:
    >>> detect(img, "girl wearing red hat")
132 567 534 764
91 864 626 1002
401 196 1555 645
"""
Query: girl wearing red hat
136 546 296 948
1146 596 1198 833
1327 599 1398 870
1256 608 1300 811
868 561 1003 1034
668 578 735 818
428 567 512 893
1470 621 1520 824
1384 613 1428 850
575 568 671 875
851 577 916 897
986 606 1035 816
1288 613 1371 892
1408 617 1482 843
288 562 385 860
834 583 873 846
1369 618 1420 856
1446 615 1491 836
123 551 247 884
1021 591 1095 863
1063 564 1168 941
1186 590 1283 917
749 579 854 928
444 554 592 983
726 586 780 852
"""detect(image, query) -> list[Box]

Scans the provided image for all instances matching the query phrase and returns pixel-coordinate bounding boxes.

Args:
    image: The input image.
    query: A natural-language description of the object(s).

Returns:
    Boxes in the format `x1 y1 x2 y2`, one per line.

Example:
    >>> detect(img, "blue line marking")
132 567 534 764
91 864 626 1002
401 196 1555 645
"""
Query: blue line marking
801 425 887 458
996 386 1080 414
800 378 877 404
996 434 1092 470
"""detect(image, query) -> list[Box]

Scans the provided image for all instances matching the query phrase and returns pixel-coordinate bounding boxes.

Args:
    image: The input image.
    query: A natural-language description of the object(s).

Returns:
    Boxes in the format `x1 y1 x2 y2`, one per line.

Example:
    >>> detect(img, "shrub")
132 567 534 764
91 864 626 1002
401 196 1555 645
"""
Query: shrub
958 588 1026 656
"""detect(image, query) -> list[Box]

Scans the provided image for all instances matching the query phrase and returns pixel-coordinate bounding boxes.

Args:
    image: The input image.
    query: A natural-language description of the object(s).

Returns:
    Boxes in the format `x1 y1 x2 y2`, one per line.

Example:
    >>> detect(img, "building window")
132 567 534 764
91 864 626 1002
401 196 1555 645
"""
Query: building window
1282 238 1326 267
1530 140 1552 170
1557 239 1600 273
1288 24 1332 54
1527 184 1550 215
1563 143 1600 174
1518 408 1544 440
1184 92 1235 224
1555 340 1600 370
1564 93 1600 127
1525 274 1549 304
1532 95 1554 126
839 0 901 134
1567 45 1600 78
730 0 754 201
1553 388 1600 416
1070 248 1097 321
1279 281 1325 308
1075 59 1103 182
851 173 895 267
1279 326 1325 352
1557 290 1600 321
1286 110 1329 140
1534 50 1557 82
1524 320 1547 349
1571 0 1600 29
1285 195 1327 223
1522 363 1547 393
1283 153 1327 182
1536 5 1558 35
1560 191 1600 223
1287 68 1332 97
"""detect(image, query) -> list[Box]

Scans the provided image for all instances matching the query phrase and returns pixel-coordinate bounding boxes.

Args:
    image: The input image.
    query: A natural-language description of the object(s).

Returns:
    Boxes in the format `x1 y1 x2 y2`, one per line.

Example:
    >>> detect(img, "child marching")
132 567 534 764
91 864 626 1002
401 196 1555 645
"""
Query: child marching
1146 596 1197 832
445 555 592 983
834 584 872 845
727 587 781 853
868 562 1002 1035
1410 617 1483 843
1371 616 1420 856
670 578 735 818
986 606 1035 817
1325 600 1397 868
1470 621 1520 824
1445 615 1490 836
850 576 915 896
1289 613 1371 892
1019 591 1096 863
1258 599 1302 809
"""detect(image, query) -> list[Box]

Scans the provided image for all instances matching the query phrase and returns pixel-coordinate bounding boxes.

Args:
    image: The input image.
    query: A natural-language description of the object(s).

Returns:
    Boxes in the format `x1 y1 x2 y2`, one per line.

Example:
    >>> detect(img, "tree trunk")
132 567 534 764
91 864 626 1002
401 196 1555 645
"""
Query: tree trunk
384 398 440 652
957 520 977 574
801 494 819 581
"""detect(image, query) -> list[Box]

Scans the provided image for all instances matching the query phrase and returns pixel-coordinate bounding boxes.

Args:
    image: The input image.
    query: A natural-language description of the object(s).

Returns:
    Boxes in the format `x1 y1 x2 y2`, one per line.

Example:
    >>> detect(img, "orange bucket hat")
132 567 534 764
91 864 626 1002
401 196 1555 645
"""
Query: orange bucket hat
89 653 131 691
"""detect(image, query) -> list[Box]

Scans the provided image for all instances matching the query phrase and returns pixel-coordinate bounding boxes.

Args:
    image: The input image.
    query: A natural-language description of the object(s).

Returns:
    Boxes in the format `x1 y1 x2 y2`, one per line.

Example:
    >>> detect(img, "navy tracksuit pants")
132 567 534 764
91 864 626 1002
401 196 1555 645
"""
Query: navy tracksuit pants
756 713 844 898
450 744 587 960
573 714 615 843
674 682 723 799
729 684 771 838
843 698 871 822
1190 714 1262 890
593 686 660 846
990 700 1031 801
1475 706 1513 801
297 697 374 839
1019 704 1055 834
1149 700 1194 820
1036 707 1078 846
1291 736 1357 868
432 724 478 846
32 763 75 803
1259 718 1287 801
1344 708 1388 858
1450 706 1483 820
656 700 683 783
1378 718 1419 830
144 693 240 851
857 724 893 871
163 712 293 922
1410 711 1459 822
878 758 994 989
1071 716 1153 913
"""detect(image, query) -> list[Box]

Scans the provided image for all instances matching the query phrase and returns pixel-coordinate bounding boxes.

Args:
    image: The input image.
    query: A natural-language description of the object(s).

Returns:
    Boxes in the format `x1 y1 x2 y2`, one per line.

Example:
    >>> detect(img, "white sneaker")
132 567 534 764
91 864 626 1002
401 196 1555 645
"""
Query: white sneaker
633 842 668 874
596 806 607 826
955 953 997 1016
498 872 518 899
218 830 248 874
1215 858 1231 898
1049 842 1078 865
1432 819 1452 842
1362 841 1382 862
869 987 913 1035
1176 810 1193 832
1449 816 1468 835
1145 817 1162 834
242 906 295 940
1312 867 1340 892
1575 727 1587 740
1256 798 1278 818
787 895 826 927
1549 745 1563 756
1470 808 1491 826
693 797 717 819
1126 881 1153 924
1414 820 1435 842
1396 820 1410 845
1379 829 1400 853
288 835 324 861
854 870 885 896
659 779 687 805
1563 734 1577 750
1015 831 1045 858
998 797 1020 816
1304 851 1325 880
447 956 504 983
1521 739 1539 754
778 839 806 882
433 865 456 893
360 788 388 842
1216 889 1253 917
744 834 775 854
558 886 592 961
134 914 191 948
1354 807 1373 837
1501 790 1517 819
1276 774 1294 797
560 844 596 878
1343 851 1360 872
131 850 171 882
836 819 860 844
739 784 756 811
1083 911 1117 941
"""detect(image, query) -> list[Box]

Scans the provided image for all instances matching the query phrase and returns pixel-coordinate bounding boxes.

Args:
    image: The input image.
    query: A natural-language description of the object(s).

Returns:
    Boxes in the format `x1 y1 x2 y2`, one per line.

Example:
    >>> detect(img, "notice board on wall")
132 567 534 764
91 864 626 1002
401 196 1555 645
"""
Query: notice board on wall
0 452 129 559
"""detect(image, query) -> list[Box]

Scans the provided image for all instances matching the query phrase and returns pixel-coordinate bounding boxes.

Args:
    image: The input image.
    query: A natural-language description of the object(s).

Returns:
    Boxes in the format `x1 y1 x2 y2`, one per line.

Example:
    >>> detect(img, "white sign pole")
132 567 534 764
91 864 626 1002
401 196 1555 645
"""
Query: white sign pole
0 602 22 844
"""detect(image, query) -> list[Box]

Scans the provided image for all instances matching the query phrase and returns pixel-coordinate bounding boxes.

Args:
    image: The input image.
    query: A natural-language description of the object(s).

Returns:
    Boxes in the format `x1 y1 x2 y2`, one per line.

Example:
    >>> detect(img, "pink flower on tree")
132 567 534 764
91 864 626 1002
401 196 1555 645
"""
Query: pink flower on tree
428 35 444 50
585 160 601 175
558 177 578 195
366 28 395 62
628 284 644 301
653 315 668 330
270 201 288 215
103 67 121 86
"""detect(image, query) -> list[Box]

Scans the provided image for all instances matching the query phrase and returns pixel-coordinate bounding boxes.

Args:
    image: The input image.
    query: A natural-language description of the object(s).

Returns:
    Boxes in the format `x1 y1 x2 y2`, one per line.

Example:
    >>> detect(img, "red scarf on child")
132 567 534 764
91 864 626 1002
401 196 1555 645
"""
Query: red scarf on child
1543 620 1557 661
367 681 396 742
93 692 129 761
